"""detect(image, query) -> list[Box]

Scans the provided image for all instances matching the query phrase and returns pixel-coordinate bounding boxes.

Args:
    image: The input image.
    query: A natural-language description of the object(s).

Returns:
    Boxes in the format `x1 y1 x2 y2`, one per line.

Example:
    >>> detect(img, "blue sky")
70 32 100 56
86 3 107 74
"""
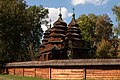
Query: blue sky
25 0 120 31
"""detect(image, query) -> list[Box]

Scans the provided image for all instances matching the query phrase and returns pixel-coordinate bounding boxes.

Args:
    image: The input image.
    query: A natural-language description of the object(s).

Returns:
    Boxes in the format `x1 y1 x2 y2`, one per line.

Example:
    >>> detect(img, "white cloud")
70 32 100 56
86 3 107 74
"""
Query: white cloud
41 25 48 32
47 7 71 23
72 0 108 6
42 7 72 32
72 0 86 5
68 13 73 17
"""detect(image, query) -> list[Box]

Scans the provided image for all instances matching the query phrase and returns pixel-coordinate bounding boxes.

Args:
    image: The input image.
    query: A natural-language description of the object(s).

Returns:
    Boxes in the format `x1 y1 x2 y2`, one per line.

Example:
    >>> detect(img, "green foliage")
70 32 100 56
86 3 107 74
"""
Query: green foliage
0 74 48 80
0 0 48 62
96 39 117 58
113 26 120 38
95 14 113 40
25 5 48 60
77 14 113 42
112 5 120 24
77 13 115 58
77 14 96 41
112 5 120 37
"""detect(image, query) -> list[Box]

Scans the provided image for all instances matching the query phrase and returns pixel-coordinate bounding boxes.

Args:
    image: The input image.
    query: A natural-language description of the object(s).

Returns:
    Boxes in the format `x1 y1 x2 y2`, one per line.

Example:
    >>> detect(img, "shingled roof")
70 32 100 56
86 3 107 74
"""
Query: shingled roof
5 59 120 67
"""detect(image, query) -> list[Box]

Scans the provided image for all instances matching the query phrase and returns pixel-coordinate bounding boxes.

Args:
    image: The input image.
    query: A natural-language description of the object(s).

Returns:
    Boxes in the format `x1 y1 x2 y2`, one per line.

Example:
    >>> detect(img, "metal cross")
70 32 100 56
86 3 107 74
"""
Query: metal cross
59 6 62 17
72 8 75 18
60 6 61 14
73 8 75 14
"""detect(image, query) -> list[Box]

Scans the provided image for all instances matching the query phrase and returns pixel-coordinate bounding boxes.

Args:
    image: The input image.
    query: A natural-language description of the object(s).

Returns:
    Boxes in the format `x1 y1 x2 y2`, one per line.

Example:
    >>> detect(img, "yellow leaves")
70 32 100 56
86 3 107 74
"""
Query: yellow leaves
96 39 117 58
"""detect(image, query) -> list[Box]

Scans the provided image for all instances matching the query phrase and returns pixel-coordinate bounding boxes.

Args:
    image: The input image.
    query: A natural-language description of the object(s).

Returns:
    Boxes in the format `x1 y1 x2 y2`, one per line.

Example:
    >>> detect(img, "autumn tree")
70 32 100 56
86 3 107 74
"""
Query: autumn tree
112 5 120 57
112 5 120 27
77 14 113 58
113 26 120 38
96 39 118 58
95 14 113 41
112 5 120 38
77 14 113 44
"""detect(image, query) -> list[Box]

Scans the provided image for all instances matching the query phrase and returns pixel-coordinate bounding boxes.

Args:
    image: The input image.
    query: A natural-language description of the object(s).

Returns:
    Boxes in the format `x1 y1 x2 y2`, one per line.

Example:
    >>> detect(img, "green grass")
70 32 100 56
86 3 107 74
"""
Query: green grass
0 74 48 80
1 74 120 80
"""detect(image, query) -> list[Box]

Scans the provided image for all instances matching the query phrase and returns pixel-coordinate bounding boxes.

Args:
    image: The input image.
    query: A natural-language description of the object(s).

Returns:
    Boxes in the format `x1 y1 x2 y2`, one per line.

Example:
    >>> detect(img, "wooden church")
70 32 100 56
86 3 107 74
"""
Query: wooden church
38 9 89 60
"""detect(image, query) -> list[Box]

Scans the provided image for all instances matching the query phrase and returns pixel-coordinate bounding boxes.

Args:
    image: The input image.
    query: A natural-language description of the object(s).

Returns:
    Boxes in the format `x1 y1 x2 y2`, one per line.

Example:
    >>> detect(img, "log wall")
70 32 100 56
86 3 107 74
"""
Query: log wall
2 59 120 80
3 66 120 80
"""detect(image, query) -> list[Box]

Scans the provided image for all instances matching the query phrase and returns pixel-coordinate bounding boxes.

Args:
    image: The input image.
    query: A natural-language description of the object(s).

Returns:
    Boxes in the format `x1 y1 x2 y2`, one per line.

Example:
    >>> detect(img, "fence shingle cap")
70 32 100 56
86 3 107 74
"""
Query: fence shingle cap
5 59 120 67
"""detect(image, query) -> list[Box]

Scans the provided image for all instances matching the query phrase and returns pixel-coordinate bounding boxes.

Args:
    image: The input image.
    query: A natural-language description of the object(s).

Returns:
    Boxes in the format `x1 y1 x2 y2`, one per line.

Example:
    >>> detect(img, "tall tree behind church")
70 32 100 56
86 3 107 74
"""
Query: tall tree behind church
77 14 114 58
77 14 113 46
112 5 120 38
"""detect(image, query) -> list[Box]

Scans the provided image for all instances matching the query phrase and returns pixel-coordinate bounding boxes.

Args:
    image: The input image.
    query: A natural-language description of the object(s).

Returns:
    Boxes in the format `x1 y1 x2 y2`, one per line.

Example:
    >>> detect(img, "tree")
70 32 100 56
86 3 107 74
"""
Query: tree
96 39 117 58
0 0 48 62
112 5 120 37
113 26 120 38
23 5 48 60
77 14 113 45
77 14 113 58
77 14 96 42
95 14 113 41
112 5 120 27
0 0 29 62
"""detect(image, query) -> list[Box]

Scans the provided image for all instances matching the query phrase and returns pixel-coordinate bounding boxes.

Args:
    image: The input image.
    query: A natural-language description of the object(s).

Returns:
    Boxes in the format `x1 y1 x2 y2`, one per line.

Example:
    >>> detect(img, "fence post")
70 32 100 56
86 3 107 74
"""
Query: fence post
34 68 36 77
83 66 86 80
23 68 24 76
49 67 51 79
14 68 15 75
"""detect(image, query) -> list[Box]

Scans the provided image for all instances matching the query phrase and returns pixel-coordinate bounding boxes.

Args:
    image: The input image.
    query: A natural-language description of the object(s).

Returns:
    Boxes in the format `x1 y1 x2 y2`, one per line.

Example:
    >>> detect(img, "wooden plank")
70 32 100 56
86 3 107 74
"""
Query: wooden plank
15 68 23 76
24 68 35 77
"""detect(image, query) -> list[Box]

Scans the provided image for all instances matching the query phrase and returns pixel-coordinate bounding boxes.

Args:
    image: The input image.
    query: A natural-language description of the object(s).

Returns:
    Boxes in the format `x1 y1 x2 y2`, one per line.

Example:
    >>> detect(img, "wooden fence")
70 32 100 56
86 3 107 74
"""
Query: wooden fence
2 59 120 80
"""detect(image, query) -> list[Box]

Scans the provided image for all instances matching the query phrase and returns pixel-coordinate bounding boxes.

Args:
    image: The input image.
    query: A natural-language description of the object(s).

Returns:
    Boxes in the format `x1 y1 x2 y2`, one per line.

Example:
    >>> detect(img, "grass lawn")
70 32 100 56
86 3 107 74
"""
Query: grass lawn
0 74 48 80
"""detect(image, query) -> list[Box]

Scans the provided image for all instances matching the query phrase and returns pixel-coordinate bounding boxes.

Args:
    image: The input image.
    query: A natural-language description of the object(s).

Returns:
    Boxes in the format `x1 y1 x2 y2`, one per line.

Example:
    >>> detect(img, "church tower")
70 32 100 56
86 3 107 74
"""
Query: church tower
38 24 51 60
65 8 89 59
38 9 67 60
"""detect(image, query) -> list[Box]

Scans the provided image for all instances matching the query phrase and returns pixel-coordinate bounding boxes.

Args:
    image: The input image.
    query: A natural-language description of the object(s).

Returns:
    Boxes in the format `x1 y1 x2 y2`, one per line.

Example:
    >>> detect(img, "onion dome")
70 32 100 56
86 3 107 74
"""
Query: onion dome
39 28 51 53
68 14 78 28
40 19 52 45
66 13 83 41
39 22 51 53
53 13 67 27
48 13 67 43
40 12 67 56
42 29 51 44
65 10 88 59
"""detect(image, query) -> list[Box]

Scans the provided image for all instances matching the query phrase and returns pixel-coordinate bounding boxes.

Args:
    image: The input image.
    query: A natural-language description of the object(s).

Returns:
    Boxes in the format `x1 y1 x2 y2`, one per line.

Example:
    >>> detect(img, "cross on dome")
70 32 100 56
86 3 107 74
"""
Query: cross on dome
72 8 75 18
59 6 62 18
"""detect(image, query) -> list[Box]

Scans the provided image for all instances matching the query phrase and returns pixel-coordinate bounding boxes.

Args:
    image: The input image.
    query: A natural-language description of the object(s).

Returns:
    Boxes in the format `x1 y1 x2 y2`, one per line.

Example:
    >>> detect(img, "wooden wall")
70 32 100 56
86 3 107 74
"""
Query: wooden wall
36 68 49 78
3 66 120 80
86 66 120 80
51 67 84 80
